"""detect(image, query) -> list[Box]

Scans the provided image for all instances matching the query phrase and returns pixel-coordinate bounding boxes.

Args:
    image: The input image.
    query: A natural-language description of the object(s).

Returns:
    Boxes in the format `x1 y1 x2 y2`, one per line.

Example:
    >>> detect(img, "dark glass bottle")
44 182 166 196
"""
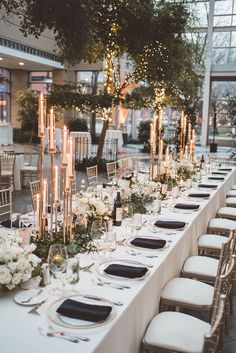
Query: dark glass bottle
200 154 205 169
113 191 122 226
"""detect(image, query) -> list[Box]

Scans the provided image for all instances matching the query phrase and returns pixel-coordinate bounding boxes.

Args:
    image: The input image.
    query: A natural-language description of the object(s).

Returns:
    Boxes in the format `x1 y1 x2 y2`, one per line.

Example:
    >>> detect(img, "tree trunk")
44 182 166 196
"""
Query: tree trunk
96 119 109 161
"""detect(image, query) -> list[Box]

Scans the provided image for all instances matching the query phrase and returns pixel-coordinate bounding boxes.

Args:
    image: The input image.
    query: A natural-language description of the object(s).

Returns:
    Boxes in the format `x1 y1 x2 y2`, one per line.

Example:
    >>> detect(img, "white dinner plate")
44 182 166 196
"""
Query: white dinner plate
14 289 48 306
124 235 169 251
47 294 116 329
96 258 150 281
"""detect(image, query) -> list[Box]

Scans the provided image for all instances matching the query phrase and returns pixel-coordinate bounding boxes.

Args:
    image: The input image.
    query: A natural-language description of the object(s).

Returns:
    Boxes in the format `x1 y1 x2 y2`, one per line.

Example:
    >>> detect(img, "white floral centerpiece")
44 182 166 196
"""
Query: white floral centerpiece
72 190 112 222
0 234 41 291
176 158 194 180
130 176 161 204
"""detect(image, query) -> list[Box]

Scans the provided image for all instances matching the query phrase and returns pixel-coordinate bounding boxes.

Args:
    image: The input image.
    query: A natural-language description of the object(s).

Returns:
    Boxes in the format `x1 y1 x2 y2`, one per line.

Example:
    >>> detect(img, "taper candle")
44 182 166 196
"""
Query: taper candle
54 165 59 202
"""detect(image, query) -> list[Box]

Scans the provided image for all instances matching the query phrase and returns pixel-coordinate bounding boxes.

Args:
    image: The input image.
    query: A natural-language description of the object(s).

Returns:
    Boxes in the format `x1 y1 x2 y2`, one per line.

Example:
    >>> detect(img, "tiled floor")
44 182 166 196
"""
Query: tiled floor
10 142 236 351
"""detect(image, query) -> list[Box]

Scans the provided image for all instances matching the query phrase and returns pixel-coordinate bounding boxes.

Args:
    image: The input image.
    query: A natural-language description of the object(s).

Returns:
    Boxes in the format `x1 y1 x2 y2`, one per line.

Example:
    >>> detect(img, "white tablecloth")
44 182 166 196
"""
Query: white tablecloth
105 130 123 148
1 168 236 353
0 123 13 145
70 131 92 160
14 154 25 191
44 128 62 152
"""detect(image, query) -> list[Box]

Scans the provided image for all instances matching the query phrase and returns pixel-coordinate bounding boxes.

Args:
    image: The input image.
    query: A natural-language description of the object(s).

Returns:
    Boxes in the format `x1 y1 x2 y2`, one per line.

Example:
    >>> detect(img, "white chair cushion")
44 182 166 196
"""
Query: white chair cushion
182 256 219 278
198 234 228 250
161 277 214 306
143 311 210 353
217 207 236 220
208 218 236 231
226 198 236 207
227 190 236 197
20 166 37 172
232 185 236 190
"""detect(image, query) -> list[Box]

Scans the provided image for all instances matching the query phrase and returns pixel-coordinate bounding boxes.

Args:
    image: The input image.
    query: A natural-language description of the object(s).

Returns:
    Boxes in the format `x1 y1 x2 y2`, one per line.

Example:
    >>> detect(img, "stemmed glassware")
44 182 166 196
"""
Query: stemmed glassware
91 220 107 257
48 244 68 296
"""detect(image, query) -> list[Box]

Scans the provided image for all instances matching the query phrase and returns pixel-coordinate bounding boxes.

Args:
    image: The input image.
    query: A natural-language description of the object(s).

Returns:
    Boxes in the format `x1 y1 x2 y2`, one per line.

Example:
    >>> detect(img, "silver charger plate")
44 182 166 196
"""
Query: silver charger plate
124 235 169 251
96 258 150 281
47 294 116 329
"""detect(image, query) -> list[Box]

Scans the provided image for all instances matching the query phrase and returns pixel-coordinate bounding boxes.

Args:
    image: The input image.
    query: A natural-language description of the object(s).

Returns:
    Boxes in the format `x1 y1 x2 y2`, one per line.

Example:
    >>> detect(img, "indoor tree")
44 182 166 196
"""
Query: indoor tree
1 0 199 158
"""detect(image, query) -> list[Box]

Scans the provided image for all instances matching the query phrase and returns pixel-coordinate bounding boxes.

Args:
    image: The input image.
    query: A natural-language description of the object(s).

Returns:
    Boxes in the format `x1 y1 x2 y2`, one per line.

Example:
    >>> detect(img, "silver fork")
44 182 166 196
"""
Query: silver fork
48 325 90 342
38 327 79 343
21 289 43 304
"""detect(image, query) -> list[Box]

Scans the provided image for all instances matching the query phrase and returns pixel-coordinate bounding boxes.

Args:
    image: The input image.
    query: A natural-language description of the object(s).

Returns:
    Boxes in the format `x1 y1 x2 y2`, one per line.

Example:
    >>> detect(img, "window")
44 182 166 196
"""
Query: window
0 68 10 122
76 71 104 94
29 71 52 94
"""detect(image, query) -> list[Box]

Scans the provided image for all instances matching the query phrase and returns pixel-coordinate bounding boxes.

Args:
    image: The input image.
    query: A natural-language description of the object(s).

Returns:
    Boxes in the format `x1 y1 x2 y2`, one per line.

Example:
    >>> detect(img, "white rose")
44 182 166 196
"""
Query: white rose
12 272 24 285
0 265 12 285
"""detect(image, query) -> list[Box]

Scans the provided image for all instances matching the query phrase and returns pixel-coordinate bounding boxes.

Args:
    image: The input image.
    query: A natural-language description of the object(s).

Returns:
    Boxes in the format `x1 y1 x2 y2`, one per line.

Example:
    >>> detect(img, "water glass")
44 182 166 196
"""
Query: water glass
105 230 117 257
91 219 107 253
123 202 133 219
153 200 161 215
133 213 142 230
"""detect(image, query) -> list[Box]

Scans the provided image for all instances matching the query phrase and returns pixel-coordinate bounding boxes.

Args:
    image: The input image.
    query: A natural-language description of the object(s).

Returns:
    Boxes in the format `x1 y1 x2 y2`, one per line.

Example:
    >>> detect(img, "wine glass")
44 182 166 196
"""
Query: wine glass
48 244 68 296
133 213 143 231
90 220 107 256
171 186 179 205
105 230 117 258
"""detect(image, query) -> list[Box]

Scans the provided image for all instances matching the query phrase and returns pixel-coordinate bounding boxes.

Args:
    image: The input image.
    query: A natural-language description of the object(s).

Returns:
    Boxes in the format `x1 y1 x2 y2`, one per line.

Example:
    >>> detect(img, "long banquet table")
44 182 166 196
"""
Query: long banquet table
1 168 236 353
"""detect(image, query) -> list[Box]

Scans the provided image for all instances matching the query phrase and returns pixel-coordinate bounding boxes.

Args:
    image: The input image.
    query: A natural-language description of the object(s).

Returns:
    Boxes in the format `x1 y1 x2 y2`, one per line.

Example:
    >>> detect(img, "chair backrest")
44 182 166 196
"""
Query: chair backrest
106 161 117 182
0 188 12 221
203 294 226 353
0 153 15 174
86 165 98 186
216 230 235 278
71 175 77 195
30 180 40 210
121 158 130 177
23 145 33 165
132 156 139 173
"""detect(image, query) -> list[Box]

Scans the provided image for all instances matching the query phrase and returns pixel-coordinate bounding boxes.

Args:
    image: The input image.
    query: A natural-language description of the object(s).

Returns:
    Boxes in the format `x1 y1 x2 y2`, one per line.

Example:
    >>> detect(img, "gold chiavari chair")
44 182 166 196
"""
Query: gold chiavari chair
86 165 98 186
0 188 12 222
121 158 130 177
182 228 234 285
0 153 16 190
20 151 40 188
142 292 226 353
71 175 77 195
29 180 40 210
106 161 117 182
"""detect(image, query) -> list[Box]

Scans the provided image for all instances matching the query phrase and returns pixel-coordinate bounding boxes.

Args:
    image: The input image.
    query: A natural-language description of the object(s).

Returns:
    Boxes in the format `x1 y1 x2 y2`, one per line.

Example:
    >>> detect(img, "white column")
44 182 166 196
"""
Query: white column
201 0 215 146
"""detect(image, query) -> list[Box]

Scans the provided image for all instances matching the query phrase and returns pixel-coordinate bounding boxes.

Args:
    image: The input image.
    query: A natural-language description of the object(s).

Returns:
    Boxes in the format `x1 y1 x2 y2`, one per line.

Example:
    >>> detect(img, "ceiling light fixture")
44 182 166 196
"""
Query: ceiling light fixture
19 62 24 66
0 57 3 61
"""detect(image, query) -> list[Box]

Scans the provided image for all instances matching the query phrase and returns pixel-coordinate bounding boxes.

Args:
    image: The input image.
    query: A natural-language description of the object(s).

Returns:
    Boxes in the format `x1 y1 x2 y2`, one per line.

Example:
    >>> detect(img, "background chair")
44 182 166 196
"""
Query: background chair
86 165 98 186
29 180 40 210
106 161 117 182
0 153 15 190
20 151 39 188
0 188 12 222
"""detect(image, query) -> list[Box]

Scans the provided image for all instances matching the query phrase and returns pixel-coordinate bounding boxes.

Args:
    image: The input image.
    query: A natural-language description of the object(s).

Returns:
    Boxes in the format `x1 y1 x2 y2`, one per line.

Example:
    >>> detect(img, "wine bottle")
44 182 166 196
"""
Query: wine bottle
200 154 205 170
113 191 122 226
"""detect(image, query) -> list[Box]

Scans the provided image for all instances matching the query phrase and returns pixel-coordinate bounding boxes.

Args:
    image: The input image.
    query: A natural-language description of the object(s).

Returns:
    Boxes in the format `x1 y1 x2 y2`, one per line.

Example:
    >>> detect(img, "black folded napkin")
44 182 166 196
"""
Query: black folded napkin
218 168 232 171
56 298 112 322
212 172 227 175
208 177 224 181
122 175 132 181
174 203 200 210
154 220 186 229
188 193 210 198
104 264 148 278
198 184 217 189
130 237 166 249
1 219 19 228
103 182 113 188
0 219 32 228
